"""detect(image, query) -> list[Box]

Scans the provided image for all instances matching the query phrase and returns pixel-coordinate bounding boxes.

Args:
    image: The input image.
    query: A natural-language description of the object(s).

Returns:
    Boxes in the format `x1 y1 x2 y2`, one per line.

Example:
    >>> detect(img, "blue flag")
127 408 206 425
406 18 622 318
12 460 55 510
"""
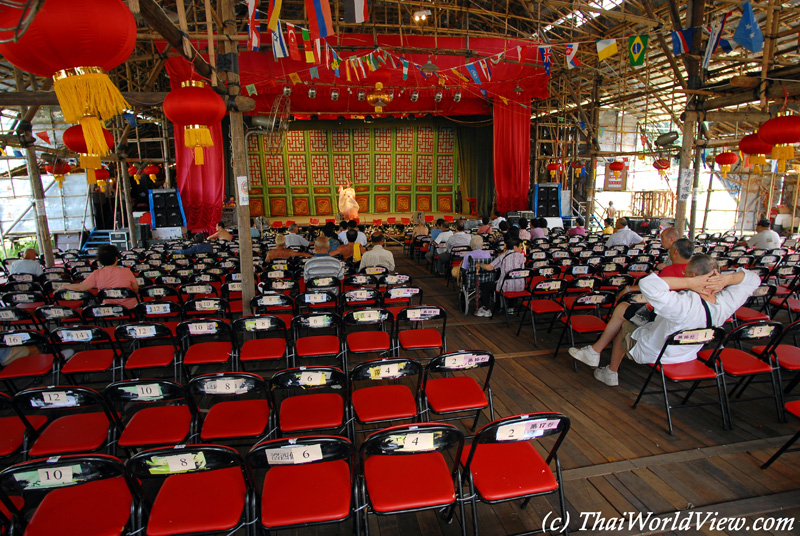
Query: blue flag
671 28 693 55
465 63 481 84
734 1 763 53
122 113 138 128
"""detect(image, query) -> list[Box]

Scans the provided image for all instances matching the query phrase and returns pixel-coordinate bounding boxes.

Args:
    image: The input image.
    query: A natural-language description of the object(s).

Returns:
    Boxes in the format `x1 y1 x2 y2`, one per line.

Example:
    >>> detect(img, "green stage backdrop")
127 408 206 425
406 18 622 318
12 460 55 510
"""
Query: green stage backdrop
246 124 459 218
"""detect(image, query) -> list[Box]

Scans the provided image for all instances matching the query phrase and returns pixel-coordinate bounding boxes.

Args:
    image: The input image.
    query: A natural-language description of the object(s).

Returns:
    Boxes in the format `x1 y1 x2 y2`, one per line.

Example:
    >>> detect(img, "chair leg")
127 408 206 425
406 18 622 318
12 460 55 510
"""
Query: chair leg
761 429 800 469
553 321 567 358
718 374 732 430
784 371 800 395
679 380 701 405
771 370 786 422
632 364 658 409
660 371 675 436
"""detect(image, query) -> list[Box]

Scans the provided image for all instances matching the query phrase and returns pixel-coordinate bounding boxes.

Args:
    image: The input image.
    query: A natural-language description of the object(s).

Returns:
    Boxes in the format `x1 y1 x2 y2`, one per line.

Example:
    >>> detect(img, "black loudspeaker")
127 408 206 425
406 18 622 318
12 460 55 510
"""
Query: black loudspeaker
536 185 560 217
151 190 185 228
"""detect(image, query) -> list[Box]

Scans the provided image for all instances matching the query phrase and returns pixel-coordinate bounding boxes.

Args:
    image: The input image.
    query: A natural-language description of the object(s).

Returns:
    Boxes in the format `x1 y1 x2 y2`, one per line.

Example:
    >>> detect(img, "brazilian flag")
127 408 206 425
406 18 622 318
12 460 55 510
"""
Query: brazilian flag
629 35 649 66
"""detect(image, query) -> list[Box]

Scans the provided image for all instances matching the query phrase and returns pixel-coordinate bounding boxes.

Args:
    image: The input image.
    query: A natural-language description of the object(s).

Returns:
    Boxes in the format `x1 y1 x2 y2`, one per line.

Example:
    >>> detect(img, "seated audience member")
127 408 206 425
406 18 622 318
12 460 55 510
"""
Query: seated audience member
461 235 491 269
339 220 368 247
208 222 232 241
502 221 519 244
606 217 644 247
603 218 614 235
9 248 43 277
737 218 781 250
568 217 586 237
530 218 546 239
303 236 344 280
322 223 342 251
265 234 312 262
474 236 526 318
517 218 531 240
331 229 366 261
285 223 310 248
175 233 214 256
622 238 693 295
570 254 759 386
431 218 446 242
477 216 492 235
438 219 472 273
359 233 395 271
250 218 260 238
490 210 506 229
656 227 680 270
412 212 429 238
65 244 139 310
426 221 452 265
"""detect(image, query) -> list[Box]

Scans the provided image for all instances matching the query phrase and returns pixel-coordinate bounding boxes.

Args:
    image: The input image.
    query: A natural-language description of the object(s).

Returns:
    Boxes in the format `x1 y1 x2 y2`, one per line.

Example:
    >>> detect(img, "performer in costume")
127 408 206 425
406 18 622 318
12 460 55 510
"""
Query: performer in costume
338 179 359 220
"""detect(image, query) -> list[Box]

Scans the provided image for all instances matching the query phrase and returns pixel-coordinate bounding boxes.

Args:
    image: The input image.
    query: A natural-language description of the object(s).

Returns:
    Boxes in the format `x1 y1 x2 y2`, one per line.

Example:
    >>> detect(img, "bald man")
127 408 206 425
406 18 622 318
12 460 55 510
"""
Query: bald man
656 227 680 270
9 249 43 277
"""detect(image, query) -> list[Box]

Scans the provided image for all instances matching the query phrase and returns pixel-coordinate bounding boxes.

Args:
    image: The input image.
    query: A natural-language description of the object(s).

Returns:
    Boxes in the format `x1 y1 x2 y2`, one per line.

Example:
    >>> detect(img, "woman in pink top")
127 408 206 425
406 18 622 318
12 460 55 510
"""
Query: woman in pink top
66 245 139 310
568 217 587 237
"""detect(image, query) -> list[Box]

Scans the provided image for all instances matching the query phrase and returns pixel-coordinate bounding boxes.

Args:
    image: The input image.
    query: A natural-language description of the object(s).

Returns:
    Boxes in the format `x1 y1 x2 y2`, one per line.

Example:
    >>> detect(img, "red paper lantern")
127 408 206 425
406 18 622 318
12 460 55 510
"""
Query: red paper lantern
609 161 625 178
0 0 136 157
163 81 226 165
653 158 670 177
127 165 142 185
44 162 72 189
571 161 584 169
94 167 110 192
739 133 773 175
143 165 160 183
757 116 800 173
62 124 114 184
714 151 739 179
546 162 562 178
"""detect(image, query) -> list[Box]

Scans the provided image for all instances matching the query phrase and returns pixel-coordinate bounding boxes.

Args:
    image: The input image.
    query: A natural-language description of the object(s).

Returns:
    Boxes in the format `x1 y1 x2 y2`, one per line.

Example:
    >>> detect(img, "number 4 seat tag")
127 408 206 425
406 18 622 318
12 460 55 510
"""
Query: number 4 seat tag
399 432 435 452
495 419 560 441
263 444 323 465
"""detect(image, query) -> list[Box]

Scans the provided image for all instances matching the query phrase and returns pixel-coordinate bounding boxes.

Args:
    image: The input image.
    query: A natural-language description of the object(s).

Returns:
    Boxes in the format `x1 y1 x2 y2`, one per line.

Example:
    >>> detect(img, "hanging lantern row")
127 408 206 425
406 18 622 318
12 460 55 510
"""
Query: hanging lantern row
714 151 739 179
757 115 800 174
653 158 670 177
163 80 226 166
739 133 773 175
44 162 72 189
609 161 625 179
62 124 114 184
0 0 136 157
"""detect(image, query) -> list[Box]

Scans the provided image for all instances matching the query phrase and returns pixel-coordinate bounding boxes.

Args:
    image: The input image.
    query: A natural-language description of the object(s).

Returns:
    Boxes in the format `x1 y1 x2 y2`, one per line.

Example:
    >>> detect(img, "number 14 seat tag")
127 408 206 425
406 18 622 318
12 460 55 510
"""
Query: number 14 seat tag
495 419 560 441
263 444 323 465
444 354 490 369
398 432 435 452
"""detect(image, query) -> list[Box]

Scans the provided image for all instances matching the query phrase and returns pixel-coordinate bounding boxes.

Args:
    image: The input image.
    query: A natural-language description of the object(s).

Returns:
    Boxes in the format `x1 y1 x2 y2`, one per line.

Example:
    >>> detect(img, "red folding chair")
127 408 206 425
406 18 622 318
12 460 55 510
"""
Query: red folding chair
50 325 122 383
269 366 348 437
115 321 182 381
348 357 421 437
761 400 800 469
395 305 446 357
232 315 289 371
553 291 616 362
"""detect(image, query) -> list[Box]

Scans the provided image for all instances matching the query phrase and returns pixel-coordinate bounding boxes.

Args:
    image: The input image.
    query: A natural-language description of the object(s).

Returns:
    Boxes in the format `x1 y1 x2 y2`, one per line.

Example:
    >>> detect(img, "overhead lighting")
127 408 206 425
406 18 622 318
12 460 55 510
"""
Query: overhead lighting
413 9 431 22
453 91 462 103
434 91 443 103
308 88 316 99
330 89 339 101
410 90 419 102
419 57 439 73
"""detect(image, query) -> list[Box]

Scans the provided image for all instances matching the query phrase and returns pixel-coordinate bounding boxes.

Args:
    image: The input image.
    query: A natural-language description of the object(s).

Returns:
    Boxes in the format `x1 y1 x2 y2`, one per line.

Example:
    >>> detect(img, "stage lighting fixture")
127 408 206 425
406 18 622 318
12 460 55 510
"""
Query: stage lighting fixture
308 88 317 99
434 91 443 103
410 91 419 102
453 91 462 103
413 9 431 21
331 89 340 101
357 90 366 101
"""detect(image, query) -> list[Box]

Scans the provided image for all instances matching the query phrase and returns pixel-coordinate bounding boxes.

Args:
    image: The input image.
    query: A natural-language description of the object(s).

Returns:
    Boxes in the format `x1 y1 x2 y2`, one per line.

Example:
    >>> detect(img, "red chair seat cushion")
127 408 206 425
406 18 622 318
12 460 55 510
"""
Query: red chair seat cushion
425 377 488 414
787 400 800 419
717 348 772 375
125 345 175 370
561 315 607 333
352 385 417 423
770 297 800 312
753 344 800 370
61 349 114 375
25 477 132 536
347 331 391 353
398 329 442 350
0 415 47 457
200 400 270 440
146 467 246 536
503 290 528 299
364 452 455 513
460 442 557 501
296 335 340 358
524 299 563 314
260 460 351 528
184 342 231 365
229 300 243 314
734 306 770 322
29 413 110 457
0 353 54 380
240 339 286 361
658 359 716 381
279 393 343 432
118 406 192 448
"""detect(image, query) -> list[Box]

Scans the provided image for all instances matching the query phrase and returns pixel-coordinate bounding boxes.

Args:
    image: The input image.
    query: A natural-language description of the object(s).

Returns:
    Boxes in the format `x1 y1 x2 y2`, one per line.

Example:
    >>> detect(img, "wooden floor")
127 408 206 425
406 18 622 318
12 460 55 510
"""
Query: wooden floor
300 243 800 536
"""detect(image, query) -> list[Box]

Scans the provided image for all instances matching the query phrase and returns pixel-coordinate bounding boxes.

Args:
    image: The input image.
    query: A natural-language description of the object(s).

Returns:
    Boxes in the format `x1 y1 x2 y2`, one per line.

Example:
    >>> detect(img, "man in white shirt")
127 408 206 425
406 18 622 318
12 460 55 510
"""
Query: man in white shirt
437 219 472 273
338 220 367 247
8 249 43 277
359 233 395 271
738 218 781 250
489 210 506 230
570 255 759 386
605 218 644 248
284 223 309 248
425 221 452 265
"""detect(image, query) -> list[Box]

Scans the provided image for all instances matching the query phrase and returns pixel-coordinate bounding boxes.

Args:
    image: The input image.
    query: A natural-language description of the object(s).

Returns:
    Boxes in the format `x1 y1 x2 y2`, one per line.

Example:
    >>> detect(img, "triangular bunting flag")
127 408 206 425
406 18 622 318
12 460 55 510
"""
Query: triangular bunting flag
465 63 481 84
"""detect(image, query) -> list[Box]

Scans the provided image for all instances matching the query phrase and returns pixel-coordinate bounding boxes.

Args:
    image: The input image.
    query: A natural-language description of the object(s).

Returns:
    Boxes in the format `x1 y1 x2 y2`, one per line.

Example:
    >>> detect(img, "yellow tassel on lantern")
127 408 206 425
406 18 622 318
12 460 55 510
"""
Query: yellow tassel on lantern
98 180 106 193
185 125 213 165
148 173 157 183
53 67 129 156
87 169 97 185
55 175 65 188
133 174 141 185
720 165 731 179
750 155 767 175
638 154 646 161
772 145 794 174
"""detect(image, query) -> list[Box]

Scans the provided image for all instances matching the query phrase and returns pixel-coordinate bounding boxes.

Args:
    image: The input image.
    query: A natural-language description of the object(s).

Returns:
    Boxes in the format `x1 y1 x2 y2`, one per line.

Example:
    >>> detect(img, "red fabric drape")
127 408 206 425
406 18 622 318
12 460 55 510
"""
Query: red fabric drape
492 100 531 214
164 56 224 233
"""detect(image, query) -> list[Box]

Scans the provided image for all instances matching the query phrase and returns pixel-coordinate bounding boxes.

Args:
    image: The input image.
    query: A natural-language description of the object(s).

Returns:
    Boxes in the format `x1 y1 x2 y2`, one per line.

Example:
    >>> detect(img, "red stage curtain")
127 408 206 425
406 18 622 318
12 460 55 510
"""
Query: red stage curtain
492 100 531 214
164 56 224 233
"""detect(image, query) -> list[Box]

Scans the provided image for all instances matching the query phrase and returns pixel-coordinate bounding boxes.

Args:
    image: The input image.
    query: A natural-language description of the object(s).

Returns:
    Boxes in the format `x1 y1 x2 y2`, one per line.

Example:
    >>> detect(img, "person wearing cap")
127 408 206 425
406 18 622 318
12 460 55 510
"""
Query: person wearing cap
738 219 781 250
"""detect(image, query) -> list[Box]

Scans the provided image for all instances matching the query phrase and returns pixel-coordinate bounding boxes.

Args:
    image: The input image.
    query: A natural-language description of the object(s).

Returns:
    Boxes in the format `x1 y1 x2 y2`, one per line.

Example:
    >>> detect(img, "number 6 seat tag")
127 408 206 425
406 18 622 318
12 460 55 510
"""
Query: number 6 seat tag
299 371 326 386
399 432 435 452
496 419 560 441
264 444 323 465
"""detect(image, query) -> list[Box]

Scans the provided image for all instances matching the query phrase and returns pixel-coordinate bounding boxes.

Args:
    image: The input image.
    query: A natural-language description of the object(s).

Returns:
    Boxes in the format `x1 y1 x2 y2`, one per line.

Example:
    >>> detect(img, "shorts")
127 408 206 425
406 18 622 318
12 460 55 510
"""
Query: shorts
620 320 638 361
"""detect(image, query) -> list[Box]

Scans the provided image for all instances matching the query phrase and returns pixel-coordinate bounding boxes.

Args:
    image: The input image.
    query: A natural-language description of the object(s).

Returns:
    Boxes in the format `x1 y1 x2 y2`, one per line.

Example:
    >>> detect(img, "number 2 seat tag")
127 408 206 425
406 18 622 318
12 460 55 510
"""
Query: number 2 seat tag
495 419 560 441
264 444 323 465
444 354 489 369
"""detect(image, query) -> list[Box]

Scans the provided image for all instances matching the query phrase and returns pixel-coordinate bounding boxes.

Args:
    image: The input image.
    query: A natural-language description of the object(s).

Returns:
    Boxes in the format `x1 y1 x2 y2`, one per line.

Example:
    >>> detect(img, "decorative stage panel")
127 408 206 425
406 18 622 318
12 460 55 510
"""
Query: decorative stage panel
247 125 459 217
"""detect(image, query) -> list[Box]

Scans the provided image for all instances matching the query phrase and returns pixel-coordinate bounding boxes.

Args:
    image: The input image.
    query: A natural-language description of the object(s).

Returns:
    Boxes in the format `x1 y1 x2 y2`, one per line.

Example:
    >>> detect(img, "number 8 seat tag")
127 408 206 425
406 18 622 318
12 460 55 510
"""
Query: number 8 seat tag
495 419 560 441
263 444 323 465
204 379 247 394
147 452 207 474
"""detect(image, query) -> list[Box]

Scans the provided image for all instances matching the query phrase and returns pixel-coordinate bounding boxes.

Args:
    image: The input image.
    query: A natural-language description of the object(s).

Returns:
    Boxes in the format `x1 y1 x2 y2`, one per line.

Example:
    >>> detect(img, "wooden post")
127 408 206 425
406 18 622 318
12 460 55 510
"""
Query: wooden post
22 141 55 267
118 159 138 248
586 76 601 230
221 0 255 315
701 171 714 232
688 136 703 239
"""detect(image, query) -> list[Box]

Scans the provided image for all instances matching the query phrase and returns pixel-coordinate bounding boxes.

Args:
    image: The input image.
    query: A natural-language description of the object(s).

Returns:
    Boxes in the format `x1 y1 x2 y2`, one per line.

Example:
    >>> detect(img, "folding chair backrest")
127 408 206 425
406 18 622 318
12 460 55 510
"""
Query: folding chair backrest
299 290 338 310
341 288 381 309
363 265 388 277
306 276 340 293
136 300 182 321
344 274 378 289
0 307 38 328
350 357 422 385
260 278 298 295
620 292 648 305
0 329 50 353
719 321 783 349
179 283 217 299
532 278 564 294
177 318 232 343
292 312 342 335
114 322 176 344
425 350 494 389
155 274 185 288
568 264 594 277
105 379 189 414
567 276 600 292
246 436 354 479
82 304 134 324
251 293 295 314
603 275 634 288
379 273 412 288
53 289 93 307
188 372 268 402
14 385 115 424
232 315 287 344
572 291 616 309
7 273 36 284
342 308 392 331
396 305 446 326
50 325 114 348
96 287 138 304
383 285 423 304
126 444 244 488
466 412 570 466
2 281 42 293
360 423 463 466
2 291 46 306
270 367 347 405
182 297 230 317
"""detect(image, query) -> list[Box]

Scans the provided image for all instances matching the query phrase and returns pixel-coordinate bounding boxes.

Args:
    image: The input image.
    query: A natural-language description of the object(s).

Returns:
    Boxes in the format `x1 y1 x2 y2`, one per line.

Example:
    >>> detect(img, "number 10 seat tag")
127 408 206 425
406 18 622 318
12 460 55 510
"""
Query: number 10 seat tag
398 432 435 452
22 465 77 488
495 419 560 441
135 383 163 399
263 444 323 465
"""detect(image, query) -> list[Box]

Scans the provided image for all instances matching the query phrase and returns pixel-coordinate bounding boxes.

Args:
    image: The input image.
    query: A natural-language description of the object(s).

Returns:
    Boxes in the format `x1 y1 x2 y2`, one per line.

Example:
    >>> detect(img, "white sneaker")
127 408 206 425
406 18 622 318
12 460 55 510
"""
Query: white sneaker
474 307 490 318
569 346 600 368
594 366 619 386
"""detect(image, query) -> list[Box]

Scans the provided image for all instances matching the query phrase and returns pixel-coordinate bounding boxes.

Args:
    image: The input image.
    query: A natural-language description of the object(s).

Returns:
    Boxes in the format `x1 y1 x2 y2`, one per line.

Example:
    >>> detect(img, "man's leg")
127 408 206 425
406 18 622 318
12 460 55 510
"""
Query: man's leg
569 302 630 367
